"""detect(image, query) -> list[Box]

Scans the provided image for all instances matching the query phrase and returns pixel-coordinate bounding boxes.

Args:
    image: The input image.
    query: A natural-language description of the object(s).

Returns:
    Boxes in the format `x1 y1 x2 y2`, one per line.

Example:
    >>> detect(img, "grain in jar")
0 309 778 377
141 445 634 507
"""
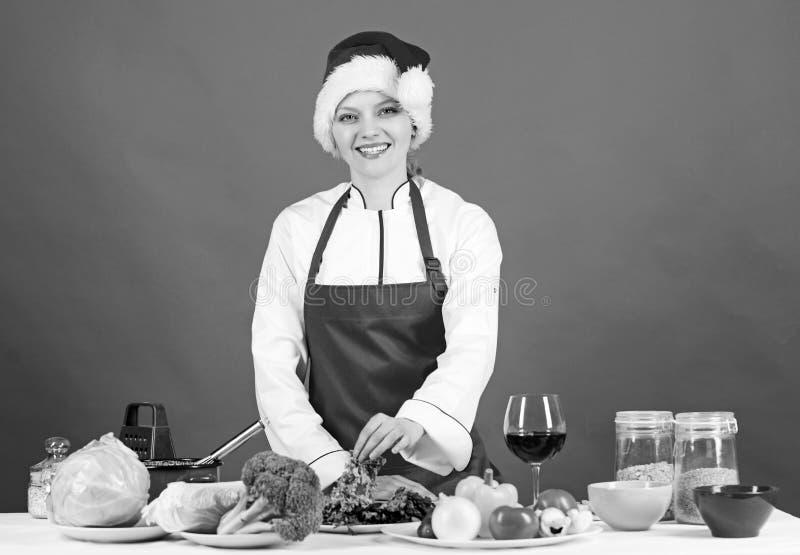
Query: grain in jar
614 411 675 520
673 412 739 524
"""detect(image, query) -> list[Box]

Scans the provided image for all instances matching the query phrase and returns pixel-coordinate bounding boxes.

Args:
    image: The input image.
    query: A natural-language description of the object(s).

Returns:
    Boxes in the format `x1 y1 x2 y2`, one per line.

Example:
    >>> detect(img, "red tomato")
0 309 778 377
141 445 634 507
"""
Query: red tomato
488 506 539 540
533 489 578 514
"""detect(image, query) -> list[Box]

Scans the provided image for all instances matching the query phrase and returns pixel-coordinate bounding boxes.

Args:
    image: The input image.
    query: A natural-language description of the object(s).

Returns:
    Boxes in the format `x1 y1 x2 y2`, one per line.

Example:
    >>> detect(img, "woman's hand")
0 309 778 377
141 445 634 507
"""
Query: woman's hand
374 475 436 501
354 413 424 462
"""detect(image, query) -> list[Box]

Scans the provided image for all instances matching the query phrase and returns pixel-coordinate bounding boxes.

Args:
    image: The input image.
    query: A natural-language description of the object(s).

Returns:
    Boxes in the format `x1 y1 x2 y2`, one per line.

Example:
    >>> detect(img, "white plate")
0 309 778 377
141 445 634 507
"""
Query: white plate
55 524 168 543
382 522 603 549
181 531 287 548
319 522 415 534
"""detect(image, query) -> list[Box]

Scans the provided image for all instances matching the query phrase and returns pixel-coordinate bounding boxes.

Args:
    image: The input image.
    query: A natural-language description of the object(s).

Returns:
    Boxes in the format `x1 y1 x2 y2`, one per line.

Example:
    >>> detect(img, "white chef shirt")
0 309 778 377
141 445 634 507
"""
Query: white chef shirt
252 177 502 490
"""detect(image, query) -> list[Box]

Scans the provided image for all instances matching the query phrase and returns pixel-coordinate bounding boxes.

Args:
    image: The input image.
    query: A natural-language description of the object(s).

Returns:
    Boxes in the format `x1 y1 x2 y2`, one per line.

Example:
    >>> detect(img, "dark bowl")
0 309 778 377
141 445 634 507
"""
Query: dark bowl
144 458 222 501
693 485 778 538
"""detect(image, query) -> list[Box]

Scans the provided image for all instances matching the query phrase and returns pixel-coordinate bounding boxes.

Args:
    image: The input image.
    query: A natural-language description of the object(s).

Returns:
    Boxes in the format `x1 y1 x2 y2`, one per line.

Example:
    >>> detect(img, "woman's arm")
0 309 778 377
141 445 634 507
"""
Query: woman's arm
252 209 350 489
393 204 503 474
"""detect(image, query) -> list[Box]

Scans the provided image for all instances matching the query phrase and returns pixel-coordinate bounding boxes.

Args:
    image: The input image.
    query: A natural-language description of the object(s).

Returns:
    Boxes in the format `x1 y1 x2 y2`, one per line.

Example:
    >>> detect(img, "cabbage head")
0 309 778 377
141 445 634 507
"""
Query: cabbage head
50 432 150 526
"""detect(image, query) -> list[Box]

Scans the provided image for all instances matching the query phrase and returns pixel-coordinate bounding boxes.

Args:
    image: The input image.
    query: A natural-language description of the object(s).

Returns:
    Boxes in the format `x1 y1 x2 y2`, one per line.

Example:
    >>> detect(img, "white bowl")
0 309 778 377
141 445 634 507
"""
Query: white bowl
588 481 672 531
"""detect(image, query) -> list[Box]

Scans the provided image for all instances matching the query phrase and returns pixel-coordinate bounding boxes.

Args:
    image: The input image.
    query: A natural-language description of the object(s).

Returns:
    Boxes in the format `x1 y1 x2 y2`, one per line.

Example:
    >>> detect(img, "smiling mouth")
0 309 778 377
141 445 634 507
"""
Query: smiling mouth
355 143 391 158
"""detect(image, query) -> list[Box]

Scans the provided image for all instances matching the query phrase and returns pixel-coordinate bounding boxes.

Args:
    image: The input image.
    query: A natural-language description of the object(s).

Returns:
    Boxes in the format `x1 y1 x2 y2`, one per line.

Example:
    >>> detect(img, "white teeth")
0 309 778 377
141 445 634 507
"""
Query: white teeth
357 144 389 155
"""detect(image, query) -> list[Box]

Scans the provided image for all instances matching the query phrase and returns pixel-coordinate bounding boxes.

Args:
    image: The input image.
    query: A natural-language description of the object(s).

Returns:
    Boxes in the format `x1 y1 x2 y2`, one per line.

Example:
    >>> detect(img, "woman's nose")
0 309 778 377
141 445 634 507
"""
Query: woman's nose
358 115 380 138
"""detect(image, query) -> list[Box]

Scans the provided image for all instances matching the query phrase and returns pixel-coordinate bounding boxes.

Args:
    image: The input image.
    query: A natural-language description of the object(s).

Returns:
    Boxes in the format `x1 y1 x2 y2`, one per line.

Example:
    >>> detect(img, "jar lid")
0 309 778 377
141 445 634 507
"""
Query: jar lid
45 437 70 455
615 411 674 434
615 411 674 424
675 412 738 434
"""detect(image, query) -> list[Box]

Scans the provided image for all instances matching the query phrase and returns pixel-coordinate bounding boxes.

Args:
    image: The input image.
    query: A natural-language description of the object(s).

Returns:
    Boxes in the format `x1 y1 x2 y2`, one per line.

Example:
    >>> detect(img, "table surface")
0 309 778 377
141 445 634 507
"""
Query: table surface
2 511 799 554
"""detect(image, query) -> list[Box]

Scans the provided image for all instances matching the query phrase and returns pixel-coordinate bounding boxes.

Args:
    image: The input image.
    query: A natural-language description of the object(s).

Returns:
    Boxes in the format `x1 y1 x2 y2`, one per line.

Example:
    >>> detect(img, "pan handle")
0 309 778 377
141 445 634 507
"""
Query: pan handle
196 420 265 466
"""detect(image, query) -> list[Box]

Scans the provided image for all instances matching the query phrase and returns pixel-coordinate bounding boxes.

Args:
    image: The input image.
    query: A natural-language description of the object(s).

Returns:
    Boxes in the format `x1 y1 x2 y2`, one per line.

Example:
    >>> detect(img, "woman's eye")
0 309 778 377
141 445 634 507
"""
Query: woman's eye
379 106 400 116
337 113 356 122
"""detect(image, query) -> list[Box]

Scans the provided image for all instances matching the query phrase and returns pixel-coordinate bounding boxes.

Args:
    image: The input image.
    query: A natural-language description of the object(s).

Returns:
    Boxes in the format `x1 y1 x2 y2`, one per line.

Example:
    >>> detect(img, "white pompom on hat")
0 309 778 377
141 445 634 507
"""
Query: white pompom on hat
313 31 434 158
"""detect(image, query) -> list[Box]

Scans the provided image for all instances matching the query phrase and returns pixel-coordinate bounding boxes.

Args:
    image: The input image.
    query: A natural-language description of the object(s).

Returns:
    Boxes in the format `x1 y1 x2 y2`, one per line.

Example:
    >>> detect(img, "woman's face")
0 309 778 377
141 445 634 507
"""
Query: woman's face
332 90 413 180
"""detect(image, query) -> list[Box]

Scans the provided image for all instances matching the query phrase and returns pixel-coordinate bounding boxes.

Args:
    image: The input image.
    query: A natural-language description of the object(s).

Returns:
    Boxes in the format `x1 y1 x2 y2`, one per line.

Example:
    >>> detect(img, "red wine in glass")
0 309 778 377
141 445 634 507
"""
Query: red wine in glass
503 394 566 506
504 430 567 463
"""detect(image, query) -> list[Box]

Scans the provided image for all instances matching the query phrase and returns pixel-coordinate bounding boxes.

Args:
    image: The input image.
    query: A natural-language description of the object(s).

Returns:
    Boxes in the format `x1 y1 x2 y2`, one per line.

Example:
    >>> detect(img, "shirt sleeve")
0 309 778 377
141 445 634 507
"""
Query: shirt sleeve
252 209 350 489
395 205 503 474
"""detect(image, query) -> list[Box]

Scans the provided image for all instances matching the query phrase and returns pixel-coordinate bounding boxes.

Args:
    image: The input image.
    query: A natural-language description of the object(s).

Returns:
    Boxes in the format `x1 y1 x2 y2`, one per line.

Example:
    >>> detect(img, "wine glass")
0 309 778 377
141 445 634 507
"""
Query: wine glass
503 393 566 507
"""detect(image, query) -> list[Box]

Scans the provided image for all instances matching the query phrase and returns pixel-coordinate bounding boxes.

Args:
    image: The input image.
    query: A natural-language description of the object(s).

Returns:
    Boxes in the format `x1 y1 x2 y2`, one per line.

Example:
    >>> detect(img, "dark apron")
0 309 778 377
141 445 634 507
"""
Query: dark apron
303 178 496 494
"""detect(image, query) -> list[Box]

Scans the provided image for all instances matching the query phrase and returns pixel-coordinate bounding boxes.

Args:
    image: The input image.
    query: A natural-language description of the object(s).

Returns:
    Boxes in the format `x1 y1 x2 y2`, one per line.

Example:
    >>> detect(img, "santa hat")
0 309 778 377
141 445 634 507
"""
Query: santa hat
313 31 434 158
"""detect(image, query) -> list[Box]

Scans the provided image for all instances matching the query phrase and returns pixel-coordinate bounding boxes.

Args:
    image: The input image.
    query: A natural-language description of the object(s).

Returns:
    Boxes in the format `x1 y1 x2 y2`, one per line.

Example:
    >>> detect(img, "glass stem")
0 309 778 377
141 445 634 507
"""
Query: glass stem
530 463 541 507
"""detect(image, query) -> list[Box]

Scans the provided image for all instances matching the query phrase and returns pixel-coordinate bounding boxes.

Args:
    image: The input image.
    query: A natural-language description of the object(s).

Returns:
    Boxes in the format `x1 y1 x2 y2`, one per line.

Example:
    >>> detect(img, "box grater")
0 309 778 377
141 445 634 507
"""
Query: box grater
120 402 176 460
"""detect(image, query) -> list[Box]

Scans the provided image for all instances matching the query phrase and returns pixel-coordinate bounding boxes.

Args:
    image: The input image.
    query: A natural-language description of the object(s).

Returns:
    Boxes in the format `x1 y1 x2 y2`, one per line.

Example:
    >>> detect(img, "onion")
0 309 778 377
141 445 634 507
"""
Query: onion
431 494 481 541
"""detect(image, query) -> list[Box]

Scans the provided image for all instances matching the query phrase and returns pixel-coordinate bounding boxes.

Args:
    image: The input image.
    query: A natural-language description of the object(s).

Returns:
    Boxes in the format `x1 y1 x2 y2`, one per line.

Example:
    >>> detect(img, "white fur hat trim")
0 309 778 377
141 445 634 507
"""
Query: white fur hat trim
313 55 434 158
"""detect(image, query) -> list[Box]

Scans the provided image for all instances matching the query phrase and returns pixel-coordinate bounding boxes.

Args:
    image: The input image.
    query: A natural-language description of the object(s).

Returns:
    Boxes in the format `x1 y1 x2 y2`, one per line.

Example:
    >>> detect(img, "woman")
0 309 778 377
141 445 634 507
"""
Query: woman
252 31 502 497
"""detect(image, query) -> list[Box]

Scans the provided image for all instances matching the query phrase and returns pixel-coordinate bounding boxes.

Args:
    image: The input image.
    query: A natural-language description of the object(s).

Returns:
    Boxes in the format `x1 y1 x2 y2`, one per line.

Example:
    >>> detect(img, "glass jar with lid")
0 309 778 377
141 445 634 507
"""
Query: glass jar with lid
28 436 70 518
674 412 739 524
614 411 675 519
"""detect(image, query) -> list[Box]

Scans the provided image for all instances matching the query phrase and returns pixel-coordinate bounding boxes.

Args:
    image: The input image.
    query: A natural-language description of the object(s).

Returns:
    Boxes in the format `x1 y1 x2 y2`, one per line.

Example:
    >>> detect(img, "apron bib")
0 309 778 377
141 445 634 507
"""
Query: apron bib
303 178 495 494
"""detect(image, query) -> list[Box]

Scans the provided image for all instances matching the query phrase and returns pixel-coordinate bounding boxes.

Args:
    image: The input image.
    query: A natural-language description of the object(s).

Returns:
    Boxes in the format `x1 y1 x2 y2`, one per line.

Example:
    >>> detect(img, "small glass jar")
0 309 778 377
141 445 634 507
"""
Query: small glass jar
674 412 739 524
614 411 675 519
28 437 70 518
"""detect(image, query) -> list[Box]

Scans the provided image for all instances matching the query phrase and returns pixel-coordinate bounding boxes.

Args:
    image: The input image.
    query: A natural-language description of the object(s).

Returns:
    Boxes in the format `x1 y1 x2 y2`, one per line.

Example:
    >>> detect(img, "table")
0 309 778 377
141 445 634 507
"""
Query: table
2 511 799 554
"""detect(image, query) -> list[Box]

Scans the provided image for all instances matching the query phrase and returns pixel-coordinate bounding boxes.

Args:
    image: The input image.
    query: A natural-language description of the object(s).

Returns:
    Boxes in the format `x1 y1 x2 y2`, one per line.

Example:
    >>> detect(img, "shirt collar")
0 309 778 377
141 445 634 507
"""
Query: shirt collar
346 180 415 211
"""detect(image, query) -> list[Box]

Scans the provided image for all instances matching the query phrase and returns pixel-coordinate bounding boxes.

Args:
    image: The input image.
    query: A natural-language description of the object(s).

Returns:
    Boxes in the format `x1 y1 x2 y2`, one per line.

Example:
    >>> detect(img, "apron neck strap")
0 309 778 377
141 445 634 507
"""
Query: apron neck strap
408 178 448 297
306 178 448 297
307 187 351 282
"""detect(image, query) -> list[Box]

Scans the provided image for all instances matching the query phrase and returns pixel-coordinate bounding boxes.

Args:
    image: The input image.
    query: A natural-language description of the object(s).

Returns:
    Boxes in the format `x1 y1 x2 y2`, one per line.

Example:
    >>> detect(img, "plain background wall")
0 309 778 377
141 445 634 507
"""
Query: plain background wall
2 0 799 515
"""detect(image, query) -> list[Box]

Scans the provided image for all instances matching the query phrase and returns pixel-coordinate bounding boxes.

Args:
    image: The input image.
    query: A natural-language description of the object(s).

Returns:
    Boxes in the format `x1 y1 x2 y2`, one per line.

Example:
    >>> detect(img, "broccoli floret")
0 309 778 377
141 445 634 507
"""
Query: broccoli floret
217 451 323 541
